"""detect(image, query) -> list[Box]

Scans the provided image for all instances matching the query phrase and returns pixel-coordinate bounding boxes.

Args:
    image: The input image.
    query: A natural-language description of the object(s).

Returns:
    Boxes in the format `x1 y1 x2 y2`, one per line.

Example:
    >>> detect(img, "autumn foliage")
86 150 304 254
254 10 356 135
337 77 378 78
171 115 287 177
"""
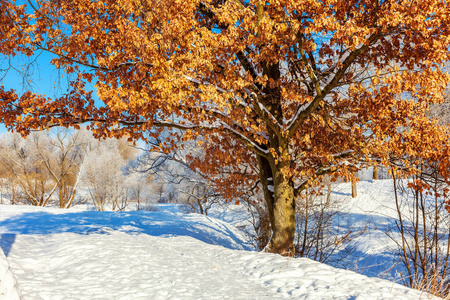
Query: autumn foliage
1 0 450 255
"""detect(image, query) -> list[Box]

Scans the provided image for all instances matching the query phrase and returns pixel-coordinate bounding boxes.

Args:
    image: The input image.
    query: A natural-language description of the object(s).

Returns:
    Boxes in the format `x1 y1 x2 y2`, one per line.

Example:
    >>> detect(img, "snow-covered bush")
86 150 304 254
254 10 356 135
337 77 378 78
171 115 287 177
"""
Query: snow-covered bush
122 172 155 211
0 130 88 208
0 129 143 210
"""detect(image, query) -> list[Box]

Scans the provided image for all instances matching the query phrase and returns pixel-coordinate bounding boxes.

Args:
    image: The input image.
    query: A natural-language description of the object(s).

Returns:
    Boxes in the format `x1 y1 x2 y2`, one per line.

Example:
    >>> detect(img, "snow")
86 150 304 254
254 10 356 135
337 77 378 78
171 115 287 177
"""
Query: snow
0 243 22 300
314 180 407 279
0 195 438 300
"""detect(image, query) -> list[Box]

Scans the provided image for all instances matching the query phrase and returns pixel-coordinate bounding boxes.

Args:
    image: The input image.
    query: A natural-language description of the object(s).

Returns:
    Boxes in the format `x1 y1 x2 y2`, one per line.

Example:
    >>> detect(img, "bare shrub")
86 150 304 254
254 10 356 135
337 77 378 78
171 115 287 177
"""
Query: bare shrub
34 129 85 208
388 165 450 298
244 196 272 251
295 184 353 263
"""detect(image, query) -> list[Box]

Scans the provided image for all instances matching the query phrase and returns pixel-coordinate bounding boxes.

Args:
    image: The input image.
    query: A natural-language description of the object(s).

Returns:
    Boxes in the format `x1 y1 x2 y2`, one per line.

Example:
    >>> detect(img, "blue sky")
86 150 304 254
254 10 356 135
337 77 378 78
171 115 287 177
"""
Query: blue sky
1 50 99 135
1 52 61 134
2 51 72 97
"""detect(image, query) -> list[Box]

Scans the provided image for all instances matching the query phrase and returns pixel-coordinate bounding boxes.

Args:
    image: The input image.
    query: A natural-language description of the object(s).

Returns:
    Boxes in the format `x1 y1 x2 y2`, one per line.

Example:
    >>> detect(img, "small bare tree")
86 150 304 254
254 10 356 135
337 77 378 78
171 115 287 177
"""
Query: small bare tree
389 164 450 298
0 133 57 206
33 129 85 208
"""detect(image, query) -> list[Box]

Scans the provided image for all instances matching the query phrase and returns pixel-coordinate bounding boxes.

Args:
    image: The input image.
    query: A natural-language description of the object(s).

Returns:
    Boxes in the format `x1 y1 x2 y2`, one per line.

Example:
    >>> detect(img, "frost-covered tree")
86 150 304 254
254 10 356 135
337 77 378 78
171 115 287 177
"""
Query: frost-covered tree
80 140 124 211
80 137 137 211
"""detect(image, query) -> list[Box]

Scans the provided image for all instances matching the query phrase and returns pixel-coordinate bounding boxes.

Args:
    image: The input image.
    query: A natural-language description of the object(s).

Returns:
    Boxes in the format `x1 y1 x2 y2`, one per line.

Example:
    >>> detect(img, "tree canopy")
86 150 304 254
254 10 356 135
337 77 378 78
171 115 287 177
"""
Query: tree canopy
1 0 450 255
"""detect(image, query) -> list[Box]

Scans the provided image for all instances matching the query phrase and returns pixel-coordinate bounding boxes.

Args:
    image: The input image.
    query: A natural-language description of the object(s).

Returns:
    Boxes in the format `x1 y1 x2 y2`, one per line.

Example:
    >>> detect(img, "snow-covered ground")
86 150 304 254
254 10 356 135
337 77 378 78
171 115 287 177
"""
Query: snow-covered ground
0 241 21 299
0 180 441 299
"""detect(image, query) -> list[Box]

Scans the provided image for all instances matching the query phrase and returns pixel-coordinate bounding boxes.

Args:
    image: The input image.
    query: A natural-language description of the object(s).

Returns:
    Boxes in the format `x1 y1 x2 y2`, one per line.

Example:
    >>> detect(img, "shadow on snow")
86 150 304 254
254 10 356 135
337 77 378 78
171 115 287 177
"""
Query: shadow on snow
0 209 252 256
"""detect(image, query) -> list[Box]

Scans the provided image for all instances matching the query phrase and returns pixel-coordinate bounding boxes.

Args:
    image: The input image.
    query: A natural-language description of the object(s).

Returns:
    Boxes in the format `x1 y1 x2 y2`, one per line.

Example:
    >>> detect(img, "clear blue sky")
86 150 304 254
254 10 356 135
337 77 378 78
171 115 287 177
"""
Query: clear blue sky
2 51 71 95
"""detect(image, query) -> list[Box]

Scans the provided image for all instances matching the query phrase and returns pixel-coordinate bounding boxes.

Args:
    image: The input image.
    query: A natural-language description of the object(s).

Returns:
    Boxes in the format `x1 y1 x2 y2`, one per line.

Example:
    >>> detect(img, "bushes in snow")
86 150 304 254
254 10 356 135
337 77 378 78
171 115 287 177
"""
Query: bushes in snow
0 129 147 210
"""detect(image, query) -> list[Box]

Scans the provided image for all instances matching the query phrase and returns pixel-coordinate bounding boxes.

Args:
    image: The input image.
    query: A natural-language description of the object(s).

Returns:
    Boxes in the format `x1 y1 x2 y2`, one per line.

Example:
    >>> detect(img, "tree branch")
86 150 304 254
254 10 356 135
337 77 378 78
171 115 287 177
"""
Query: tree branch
287 32 381 138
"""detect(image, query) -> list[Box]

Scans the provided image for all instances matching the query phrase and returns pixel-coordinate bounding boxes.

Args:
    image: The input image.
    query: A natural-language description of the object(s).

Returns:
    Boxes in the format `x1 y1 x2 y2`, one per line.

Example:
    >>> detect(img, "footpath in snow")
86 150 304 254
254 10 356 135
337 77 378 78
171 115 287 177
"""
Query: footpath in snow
0 203 438 300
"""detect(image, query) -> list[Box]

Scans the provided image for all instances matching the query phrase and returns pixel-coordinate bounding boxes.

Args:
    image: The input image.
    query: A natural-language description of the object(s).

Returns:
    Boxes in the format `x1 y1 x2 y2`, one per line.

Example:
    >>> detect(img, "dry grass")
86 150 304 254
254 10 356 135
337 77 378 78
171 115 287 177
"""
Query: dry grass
411 268 450 299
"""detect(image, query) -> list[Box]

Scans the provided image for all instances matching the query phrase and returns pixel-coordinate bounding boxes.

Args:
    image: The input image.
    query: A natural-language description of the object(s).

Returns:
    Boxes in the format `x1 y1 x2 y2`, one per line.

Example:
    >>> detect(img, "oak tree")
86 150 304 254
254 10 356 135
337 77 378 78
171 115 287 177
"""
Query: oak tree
2 0 450 255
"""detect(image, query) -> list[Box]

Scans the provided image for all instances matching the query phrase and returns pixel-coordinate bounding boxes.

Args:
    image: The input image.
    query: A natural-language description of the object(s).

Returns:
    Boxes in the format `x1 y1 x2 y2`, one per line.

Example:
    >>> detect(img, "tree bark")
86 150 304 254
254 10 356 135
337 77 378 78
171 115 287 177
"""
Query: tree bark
258 147 296 256
351 175 357 198
373 165 379 181
257 155 275 230
268 157 296 256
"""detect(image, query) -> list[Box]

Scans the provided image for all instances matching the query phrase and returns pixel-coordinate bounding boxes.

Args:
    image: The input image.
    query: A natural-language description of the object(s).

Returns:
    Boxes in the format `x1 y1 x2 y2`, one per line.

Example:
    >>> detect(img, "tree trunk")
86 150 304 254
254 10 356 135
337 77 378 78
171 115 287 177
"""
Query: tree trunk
373 165 379 181
257 155 275 230
258 152 296 256
59 180 65 208
351 175 357 198
257 61 296 256
197 199 204 215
